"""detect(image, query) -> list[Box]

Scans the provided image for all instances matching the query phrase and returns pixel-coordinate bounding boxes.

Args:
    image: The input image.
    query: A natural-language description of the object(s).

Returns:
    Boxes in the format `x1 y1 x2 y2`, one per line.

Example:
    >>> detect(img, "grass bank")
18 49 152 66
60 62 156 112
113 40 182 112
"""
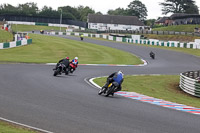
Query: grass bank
94 75 200 108
0 34 142 64
0 120 37 133
152 24 200 32
143 34 200 42
0 30 13 43
11 24 66 32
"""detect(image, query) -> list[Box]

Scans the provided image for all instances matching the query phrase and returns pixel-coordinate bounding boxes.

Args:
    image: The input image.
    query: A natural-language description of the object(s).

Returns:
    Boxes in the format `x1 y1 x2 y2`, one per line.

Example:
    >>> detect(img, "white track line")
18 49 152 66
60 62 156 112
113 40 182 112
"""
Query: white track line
0 117 53 133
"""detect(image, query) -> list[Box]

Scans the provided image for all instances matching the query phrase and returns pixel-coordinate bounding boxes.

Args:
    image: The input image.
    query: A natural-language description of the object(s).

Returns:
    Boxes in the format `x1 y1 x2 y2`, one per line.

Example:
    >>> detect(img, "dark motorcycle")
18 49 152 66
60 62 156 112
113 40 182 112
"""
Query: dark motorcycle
150 52 155 59
40 30 44 34
98 82 119 97
53 63 69 76
80 37 83 41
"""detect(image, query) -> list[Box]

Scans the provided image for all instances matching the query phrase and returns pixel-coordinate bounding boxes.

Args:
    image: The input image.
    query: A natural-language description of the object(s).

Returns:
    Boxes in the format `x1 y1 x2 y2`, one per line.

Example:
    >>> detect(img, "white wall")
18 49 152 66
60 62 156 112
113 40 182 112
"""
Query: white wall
10 42 16 48
7 21 81 29
0 43 3 49
7 21 35 25
48 23 69 28
132 35 141 40
74 32 80 36
21 40 27 45
88 23 144 31
95 34 100 38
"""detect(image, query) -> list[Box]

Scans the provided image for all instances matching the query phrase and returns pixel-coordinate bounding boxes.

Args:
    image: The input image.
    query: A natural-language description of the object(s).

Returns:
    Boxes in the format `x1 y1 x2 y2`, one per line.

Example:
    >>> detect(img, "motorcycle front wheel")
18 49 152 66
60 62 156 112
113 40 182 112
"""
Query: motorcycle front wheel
105 86 115 97
98 87 106 95
53 68 60 76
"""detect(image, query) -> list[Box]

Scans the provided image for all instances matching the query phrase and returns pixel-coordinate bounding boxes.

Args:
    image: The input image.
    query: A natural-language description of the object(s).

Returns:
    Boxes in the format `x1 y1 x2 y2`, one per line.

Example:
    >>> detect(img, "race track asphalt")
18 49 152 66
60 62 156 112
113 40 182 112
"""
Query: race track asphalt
0 35 200 133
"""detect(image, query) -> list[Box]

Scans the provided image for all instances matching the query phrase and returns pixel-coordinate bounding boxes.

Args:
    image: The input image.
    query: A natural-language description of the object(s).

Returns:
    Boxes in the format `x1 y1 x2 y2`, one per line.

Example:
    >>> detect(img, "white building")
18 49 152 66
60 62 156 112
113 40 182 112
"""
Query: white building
87 14 145 31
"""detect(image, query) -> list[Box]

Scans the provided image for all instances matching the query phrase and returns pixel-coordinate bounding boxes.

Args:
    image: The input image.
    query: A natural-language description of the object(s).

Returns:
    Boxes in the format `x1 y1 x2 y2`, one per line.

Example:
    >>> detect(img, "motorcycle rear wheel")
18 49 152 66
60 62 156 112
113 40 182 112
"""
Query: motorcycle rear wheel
105 86 115 97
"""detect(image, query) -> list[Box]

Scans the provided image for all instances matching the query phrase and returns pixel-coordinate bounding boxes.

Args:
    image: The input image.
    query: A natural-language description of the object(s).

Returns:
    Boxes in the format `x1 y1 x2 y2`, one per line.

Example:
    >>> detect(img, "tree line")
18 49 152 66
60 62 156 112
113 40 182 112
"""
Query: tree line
0 3 100 22
0 0 199 24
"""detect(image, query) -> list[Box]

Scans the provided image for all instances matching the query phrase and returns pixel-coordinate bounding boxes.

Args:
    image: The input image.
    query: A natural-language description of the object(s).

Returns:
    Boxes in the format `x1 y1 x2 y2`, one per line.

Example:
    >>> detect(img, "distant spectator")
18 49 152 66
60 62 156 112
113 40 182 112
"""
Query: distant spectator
25 35 30 39
5 27 8 31
195 77 200 83
194 27 199 33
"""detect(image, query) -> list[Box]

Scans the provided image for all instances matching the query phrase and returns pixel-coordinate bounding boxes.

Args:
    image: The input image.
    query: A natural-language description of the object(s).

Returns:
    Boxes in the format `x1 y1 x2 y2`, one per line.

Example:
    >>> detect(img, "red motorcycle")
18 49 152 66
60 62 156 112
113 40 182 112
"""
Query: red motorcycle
69 63 76 73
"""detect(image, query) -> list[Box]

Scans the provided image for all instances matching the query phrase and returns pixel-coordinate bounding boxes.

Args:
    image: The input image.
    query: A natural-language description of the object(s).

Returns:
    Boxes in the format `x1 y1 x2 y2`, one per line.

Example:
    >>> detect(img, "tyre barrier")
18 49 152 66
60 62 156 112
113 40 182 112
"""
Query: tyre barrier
180 71 200 97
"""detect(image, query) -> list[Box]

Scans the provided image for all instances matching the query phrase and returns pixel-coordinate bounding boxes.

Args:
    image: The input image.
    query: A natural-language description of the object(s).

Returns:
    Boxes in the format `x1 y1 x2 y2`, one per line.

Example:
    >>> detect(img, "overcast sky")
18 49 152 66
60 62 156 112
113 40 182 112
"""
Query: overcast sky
1 0 200 19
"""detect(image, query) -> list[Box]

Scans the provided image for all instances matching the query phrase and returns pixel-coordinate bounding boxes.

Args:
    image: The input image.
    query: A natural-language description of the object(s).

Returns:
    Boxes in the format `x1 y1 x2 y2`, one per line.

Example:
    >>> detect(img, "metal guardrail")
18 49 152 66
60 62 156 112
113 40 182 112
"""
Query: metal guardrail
180 71 200 97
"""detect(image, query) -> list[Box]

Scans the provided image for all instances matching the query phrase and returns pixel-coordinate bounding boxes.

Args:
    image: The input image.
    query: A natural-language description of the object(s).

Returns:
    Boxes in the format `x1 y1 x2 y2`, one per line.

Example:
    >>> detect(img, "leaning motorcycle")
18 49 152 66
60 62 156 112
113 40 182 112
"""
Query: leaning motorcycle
98 82 119 97
150 52 155 59
53 63 68 76
69 63 76 73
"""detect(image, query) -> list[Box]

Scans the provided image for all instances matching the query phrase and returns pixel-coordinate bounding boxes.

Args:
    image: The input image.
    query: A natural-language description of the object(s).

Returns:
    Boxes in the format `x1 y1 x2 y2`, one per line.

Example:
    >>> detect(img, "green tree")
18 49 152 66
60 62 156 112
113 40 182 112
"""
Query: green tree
107 8 129 16
0 4 17 12
184 3 199 14
77 6 95 21
160 0 199 15
144 19 156 26
17 2 39 15
95 11 103 15
127 0 148 21
39 6 59 17
59 6 80 20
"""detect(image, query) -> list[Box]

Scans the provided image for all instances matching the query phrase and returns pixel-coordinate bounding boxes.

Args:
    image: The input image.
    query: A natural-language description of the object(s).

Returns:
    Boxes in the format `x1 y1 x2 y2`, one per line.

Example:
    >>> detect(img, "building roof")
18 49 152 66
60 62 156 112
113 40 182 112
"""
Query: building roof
155 17 169 23
88 14 145 26
170 13 200 19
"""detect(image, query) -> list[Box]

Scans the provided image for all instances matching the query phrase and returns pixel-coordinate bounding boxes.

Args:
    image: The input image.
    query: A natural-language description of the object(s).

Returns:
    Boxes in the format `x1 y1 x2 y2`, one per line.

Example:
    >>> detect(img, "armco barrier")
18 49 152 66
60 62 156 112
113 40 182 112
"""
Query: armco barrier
180 71 200 97
0 39 32 49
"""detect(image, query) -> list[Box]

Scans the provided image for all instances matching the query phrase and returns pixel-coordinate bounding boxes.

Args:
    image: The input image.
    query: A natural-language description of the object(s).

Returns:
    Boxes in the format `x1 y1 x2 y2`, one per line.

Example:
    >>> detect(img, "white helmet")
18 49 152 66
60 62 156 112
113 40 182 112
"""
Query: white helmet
75 57 78 60
118 70 124 75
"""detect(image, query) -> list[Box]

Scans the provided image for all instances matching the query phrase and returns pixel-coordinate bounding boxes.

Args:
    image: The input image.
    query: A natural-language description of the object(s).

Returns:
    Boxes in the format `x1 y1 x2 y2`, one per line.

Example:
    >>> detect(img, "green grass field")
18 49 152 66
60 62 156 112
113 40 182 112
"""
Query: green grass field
144 34 200 42
94 75 200 108
0 120 36 133
0 34 142 64
11 24 67 32
0 30 13 43
152 24 200 32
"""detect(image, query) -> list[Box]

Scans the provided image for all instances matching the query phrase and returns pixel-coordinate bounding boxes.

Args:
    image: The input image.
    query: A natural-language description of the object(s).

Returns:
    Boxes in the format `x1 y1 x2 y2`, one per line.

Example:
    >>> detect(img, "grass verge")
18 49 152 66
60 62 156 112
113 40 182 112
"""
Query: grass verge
11 24 67 32
152 24 200 32
0 120 37 133
94 75 200 108
0 30 13 43
144 34 200 42
0 34 142 65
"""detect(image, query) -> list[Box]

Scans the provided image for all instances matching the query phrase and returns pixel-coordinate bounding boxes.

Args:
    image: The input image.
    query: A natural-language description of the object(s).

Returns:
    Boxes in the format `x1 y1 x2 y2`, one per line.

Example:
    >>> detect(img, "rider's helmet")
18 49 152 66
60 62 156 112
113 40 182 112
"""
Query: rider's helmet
118 70 124 76
66 57 69 60
75 57 78 60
